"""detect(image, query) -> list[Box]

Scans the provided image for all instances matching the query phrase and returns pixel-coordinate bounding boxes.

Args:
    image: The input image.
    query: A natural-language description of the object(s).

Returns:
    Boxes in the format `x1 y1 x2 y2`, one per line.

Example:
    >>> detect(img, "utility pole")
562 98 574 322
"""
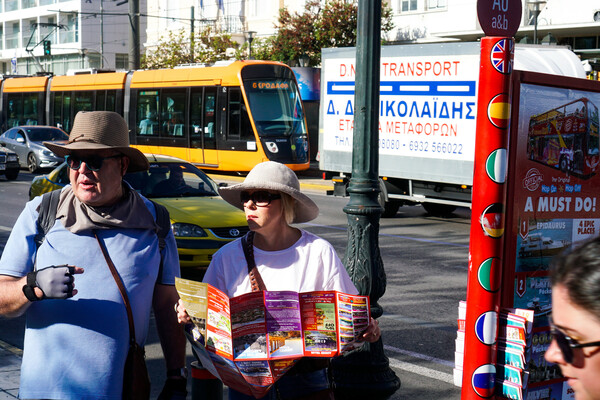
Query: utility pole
191 6 195 62
329 1 401 398
128 0 140 70
100 0 104 68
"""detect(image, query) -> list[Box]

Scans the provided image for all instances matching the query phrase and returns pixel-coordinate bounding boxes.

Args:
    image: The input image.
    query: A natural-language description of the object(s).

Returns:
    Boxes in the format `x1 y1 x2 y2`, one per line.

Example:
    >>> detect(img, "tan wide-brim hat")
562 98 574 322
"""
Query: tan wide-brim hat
219 161 319 223
44 111 149 173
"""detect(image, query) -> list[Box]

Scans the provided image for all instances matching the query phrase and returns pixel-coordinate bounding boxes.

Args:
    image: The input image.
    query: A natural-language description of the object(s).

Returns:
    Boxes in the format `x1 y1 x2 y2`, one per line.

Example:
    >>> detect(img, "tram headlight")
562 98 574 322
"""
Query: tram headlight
172 223 208 237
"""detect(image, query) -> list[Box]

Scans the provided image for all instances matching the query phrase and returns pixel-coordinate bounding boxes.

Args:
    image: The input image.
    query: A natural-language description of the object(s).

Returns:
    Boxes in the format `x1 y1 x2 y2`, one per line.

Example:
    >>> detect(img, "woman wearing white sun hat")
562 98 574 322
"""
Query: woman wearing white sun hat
177 161 381 400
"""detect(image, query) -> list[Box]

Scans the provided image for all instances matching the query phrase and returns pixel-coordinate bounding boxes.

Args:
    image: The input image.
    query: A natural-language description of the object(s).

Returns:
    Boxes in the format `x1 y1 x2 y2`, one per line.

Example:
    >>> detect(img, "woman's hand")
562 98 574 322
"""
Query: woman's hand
175 299 191 324
361 317 381 343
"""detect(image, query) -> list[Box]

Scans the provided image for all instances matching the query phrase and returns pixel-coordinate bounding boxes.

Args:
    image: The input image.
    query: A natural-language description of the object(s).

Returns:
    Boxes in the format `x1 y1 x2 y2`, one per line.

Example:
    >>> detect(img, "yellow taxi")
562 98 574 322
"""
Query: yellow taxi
29 154 249 278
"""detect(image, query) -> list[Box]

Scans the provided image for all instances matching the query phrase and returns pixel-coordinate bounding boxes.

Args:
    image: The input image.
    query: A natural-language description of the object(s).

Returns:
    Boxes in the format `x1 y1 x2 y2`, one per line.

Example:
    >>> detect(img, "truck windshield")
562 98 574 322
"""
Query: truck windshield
243 78 307 138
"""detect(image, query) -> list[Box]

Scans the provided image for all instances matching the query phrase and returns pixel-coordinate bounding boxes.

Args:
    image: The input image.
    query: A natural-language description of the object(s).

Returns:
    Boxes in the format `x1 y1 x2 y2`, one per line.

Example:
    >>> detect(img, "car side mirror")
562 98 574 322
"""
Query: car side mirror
218 182 228 187
16 137 25 143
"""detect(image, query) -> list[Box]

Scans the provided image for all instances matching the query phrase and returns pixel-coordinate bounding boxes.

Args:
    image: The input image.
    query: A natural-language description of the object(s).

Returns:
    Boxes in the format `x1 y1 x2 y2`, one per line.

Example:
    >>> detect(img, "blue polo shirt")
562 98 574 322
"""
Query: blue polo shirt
0 192 179 400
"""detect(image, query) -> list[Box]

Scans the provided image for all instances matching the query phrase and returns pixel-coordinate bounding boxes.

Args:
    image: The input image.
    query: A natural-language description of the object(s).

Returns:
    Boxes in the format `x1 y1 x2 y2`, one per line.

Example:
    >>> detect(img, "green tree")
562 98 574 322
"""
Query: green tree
141 27 239 69
253 0 394 67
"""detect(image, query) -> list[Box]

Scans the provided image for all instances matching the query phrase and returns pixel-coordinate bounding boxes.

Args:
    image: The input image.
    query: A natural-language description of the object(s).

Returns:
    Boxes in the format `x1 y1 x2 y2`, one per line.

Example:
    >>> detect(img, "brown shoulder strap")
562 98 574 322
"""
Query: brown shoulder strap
95 232 136 345
241 231 266 292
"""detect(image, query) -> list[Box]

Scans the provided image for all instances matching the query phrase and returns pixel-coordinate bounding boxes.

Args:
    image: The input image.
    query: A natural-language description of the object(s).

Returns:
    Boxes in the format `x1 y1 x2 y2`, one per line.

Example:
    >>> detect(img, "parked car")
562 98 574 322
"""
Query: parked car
0 126 68 173
29 154 249 277
0 146 20 180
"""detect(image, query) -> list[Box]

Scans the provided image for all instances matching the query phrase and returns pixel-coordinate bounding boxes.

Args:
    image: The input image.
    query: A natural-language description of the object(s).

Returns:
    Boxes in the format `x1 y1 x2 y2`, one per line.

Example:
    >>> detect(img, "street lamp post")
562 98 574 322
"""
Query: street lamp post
528 0 546 44
328 1 401 398
245 31 256 59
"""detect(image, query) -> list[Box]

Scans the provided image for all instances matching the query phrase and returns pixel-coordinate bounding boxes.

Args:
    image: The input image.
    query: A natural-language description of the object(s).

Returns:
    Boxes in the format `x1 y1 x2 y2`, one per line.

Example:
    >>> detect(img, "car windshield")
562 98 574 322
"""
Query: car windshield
26 128 68 142
124 162 219 198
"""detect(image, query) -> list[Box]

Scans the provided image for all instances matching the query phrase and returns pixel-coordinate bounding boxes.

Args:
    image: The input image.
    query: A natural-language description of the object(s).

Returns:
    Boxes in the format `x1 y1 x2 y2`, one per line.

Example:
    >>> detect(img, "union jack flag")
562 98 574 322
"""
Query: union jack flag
490 39 514 75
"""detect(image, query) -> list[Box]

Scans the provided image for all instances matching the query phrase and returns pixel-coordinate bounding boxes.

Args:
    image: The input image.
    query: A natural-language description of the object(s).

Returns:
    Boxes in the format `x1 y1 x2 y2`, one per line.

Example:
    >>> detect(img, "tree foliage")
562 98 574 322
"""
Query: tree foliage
141 27 239 69
254 0 394 67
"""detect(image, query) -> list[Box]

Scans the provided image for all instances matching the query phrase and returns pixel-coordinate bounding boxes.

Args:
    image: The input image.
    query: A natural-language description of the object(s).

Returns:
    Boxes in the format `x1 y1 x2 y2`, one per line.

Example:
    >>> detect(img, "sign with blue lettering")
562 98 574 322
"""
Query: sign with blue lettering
321 55 479 163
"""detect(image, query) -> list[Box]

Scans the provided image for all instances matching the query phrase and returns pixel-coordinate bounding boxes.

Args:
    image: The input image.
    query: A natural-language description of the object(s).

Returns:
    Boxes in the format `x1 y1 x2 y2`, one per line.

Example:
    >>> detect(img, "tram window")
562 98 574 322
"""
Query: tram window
160 90 186 138
97 92 106 110
52 93 62 128
204 88 217 149
6 96 22 127
73 91 93 115
190 88 203 148
106 91 116 111
6 93 39 126
137 90 159 136
227 88 252 142
23 93 39 125
228 88 241 140
54 93 72 132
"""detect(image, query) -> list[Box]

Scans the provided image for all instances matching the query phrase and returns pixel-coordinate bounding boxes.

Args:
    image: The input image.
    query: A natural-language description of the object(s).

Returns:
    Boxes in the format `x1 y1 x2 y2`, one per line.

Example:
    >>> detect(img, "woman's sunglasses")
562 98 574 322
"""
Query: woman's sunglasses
550 323 600 364
240 191 281 207
65 154 122 172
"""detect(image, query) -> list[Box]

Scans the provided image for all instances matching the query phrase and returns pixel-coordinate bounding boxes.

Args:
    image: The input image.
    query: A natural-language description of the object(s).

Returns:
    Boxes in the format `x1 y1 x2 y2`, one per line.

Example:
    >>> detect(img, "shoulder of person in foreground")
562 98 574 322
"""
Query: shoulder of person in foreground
202 237 245 286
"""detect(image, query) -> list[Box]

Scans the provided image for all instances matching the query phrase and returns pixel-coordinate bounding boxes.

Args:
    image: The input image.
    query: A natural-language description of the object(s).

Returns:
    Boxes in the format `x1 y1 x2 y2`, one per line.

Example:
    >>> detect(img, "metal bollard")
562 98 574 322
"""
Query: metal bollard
191 360 223 400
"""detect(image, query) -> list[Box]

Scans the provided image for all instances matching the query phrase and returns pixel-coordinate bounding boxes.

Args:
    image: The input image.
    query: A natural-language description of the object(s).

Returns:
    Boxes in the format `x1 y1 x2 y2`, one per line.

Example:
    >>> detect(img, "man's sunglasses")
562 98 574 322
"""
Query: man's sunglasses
65 154 122 172
550 323 600 364
240 191 281 207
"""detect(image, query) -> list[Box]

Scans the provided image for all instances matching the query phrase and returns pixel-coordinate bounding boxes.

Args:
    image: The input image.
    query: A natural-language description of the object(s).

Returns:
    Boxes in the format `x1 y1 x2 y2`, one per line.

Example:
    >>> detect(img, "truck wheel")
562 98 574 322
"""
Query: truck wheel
423 203 457 217
5 169 19 180
377 180 401 217
381 201 401 218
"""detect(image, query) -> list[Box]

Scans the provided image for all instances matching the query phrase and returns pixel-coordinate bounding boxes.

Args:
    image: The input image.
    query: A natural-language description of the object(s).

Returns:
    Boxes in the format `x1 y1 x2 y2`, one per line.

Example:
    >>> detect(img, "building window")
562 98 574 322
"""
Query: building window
22 19 36 48
427 0 446 10
39 0 54 5
574 36 598 50
248 0 260 17
115 53 128 69
5 0 18 12
22 0 37 8
59 13 78 43
401 0 418 12
6 22 19 49
40 16 56 43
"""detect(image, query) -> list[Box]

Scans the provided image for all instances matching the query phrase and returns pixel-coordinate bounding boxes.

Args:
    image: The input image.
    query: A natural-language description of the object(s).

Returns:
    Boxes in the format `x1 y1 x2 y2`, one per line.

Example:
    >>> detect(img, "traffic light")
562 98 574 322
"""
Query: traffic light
43 40 51 56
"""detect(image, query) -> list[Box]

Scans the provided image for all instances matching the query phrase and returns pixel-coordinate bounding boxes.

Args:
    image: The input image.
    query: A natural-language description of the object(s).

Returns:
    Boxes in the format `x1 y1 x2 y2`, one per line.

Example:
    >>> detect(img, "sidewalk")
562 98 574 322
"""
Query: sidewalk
0 340 21 399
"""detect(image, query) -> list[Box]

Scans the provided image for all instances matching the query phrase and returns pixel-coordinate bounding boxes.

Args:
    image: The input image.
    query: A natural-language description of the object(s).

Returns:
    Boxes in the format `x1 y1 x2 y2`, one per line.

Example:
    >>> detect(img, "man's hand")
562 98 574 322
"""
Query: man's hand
32 265 84 299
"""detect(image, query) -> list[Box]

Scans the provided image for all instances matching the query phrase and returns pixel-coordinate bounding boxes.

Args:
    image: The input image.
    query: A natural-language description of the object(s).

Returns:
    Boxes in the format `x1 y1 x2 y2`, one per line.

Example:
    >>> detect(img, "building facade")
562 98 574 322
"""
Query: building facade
0 0 147 75
144 0 309 55
144 0 599 74
1 0 598 76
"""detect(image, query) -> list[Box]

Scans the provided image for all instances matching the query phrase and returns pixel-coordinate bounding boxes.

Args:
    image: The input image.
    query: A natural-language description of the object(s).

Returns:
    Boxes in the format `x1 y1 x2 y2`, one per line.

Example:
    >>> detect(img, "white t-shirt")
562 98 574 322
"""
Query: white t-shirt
203 229 358 297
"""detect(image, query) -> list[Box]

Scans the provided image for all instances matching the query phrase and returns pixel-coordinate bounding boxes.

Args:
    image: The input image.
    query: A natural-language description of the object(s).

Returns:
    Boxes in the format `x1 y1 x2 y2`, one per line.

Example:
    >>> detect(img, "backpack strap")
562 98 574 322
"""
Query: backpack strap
149 199 171 280
34 189 62 250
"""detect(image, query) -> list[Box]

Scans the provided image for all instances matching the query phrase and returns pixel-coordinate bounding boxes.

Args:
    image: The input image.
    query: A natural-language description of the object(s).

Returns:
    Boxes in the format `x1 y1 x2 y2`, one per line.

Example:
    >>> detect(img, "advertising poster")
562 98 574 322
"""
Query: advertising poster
503 71 600 398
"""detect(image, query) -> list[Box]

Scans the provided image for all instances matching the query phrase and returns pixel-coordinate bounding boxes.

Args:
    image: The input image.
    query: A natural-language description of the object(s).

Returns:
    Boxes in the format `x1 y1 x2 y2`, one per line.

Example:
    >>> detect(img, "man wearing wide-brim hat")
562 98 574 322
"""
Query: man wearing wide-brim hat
0 111 187 399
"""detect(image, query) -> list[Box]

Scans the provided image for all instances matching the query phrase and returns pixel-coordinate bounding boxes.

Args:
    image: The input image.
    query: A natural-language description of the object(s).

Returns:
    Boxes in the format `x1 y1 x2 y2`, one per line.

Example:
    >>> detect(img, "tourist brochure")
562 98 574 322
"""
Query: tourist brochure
175 278 371 398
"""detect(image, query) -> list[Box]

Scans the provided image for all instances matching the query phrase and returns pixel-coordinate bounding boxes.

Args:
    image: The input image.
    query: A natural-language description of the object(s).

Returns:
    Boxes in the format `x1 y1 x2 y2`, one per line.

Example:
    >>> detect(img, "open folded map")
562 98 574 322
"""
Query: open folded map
175 278 370 397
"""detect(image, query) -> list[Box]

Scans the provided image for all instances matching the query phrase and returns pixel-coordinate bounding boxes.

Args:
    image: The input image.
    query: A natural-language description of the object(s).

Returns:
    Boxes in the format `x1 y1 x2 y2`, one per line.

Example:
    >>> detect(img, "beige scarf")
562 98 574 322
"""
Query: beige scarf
56 185 158 234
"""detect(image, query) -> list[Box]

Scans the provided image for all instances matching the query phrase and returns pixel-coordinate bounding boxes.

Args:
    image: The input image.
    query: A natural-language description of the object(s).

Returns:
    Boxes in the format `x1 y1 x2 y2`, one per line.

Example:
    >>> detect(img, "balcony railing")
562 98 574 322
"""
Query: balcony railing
197 15 243 34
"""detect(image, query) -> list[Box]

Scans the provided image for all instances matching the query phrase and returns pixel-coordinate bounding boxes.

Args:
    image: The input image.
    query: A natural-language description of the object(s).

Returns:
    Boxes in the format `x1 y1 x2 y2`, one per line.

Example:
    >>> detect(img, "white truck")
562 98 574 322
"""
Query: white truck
318 42 586 216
